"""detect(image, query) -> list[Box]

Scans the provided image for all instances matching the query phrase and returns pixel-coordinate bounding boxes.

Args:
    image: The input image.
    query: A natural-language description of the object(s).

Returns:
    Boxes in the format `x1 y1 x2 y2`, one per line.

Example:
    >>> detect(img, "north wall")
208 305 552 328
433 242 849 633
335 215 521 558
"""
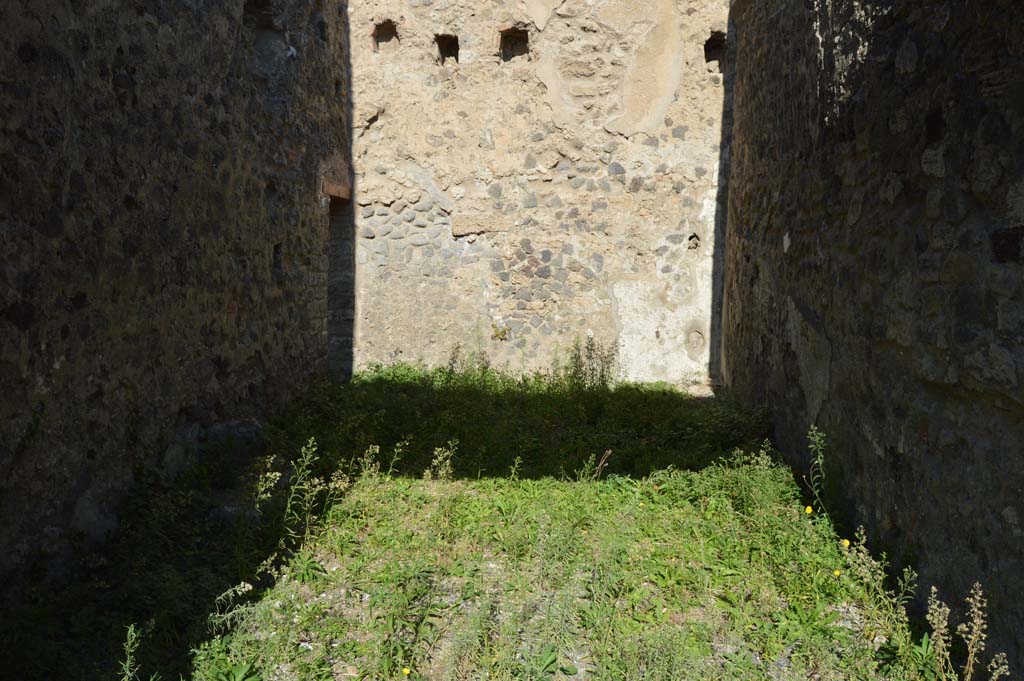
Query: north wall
347 0 731 384
724 0 1024 664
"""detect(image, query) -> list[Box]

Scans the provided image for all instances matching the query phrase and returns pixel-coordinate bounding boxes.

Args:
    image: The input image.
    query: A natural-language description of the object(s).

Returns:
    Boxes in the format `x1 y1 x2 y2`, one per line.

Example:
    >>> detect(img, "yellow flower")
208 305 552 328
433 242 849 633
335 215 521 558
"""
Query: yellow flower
841 539 851 549
834 569 842 577
403 669 411 676
805 506 813 514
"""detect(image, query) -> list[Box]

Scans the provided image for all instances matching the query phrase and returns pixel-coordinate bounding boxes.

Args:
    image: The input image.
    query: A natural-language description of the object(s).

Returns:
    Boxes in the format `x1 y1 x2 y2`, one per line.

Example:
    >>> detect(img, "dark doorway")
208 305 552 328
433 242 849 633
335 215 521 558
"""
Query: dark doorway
329 196 355 381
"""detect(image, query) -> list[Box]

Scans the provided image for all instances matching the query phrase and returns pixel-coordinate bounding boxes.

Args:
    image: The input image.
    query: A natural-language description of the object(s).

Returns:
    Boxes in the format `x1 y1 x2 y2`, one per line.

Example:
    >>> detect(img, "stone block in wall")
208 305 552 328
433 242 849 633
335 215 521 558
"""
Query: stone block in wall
452 213 510 238
321 156 353 199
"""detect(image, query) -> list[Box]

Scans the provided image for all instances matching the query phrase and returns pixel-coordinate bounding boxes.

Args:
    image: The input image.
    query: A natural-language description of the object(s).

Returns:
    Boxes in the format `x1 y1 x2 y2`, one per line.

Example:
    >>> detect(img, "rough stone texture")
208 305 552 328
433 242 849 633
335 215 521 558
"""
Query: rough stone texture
724 0 1024 665
7 0 1020 665
0 0 351 577
347 0 730 384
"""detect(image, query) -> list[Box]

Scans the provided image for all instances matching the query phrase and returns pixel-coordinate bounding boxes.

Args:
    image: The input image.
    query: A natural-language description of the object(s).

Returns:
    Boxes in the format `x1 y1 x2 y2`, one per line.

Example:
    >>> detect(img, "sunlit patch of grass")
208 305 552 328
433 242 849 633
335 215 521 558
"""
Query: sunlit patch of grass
194 444 916 679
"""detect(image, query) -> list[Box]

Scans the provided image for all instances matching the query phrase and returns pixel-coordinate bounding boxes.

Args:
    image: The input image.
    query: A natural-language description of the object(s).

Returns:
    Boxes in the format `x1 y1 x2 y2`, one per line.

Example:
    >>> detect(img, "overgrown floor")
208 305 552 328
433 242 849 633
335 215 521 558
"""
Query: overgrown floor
4 358 932 680
196 458 895 680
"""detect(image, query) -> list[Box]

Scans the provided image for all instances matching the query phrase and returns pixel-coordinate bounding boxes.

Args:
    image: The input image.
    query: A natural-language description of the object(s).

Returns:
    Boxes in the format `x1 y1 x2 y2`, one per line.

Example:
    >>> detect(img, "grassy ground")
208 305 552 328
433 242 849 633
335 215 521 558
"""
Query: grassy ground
193 449 897 680
3 350 975 680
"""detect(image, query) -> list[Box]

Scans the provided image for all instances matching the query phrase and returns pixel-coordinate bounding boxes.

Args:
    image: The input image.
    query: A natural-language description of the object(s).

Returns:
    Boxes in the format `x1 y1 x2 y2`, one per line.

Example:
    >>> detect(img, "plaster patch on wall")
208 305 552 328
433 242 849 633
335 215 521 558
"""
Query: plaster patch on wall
524 0 566 30
604 0 683 136
698 188 719 251
610 277 707 383
537 55 577 126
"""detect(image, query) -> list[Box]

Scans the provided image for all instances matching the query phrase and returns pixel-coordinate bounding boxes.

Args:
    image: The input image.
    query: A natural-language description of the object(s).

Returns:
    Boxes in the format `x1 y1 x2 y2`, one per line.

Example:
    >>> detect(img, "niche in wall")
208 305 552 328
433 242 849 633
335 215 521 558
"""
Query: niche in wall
373 20 399 53
436 34 459 64
500 27 529 62
242 0 274 28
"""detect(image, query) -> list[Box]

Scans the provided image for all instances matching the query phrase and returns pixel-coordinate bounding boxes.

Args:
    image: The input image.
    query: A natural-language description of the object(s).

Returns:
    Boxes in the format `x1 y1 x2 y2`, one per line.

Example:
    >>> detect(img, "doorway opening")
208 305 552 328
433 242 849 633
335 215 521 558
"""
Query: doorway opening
328 196 356 380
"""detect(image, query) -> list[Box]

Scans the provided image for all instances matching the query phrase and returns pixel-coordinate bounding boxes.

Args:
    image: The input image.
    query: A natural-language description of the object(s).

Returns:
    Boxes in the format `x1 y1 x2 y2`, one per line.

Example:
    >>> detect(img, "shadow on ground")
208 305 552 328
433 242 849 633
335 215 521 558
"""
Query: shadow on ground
0 361 767 680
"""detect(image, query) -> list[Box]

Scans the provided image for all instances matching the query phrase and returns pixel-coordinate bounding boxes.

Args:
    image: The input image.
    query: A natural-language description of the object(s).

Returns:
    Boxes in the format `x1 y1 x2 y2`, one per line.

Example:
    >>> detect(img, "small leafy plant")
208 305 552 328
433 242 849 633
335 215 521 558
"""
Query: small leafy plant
119 624 160 681
210 661 259 681
288 551 327 584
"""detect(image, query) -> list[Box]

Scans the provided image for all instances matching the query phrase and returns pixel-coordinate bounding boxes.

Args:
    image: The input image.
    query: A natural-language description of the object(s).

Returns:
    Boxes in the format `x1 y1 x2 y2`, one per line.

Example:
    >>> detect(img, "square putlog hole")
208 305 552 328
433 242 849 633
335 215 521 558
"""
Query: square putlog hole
500 27 529 62
373 20 399 53
992 226 1023 263
436 34 459 64
704 31 726 71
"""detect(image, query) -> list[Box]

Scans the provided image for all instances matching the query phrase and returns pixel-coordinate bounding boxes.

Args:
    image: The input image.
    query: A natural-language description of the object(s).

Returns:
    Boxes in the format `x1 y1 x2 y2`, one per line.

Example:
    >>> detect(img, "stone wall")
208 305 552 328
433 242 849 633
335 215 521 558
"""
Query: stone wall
346 0 731 384
10 0 1021 664
0 0 351 578
724 0 1024 664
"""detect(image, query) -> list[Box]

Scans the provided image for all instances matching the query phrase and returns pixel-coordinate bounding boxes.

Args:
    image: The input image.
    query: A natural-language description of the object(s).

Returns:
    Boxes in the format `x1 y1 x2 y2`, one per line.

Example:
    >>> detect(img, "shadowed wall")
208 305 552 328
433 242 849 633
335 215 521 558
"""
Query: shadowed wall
0 0 352 579
724 0 1024 665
